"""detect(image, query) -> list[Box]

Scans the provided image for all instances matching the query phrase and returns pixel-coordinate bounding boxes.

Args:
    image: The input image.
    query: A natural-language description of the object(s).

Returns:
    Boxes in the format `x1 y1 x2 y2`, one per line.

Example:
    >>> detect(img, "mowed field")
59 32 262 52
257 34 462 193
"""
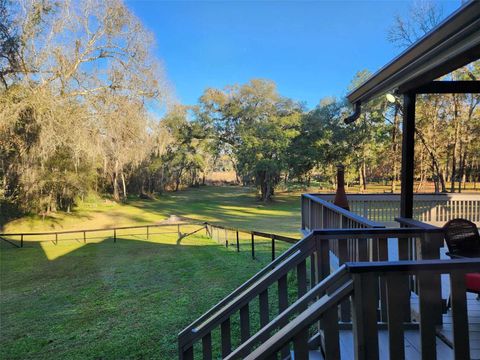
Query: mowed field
0 186 303 359
1 186 302 237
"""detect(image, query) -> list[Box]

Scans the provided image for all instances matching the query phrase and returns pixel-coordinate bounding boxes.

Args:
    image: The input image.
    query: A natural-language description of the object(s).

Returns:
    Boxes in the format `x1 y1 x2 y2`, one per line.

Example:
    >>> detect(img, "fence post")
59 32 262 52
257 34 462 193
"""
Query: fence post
251 233 255 259
146 226 149 240
55 233 58 245
236 231 239 252
225 229 228 248
114 229 116 243
177 224 181 237
271 235 275 261
83 231 86 244
21 234 24 248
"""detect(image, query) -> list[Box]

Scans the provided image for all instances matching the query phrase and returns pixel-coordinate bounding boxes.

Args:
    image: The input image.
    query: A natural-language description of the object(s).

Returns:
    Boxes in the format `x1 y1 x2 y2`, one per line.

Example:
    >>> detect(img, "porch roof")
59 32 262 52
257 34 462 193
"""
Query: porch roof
346 0 480 107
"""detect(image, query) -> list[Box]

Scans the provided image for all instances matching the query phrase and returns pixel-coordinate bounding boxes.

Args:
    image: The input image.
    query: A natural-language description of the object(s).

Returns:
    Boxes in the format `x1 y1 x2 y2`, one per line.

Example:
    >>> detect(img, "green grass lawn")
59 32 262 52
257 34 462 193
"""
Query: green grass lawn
0 229 291 359
2 186 303 237
1 186 301 359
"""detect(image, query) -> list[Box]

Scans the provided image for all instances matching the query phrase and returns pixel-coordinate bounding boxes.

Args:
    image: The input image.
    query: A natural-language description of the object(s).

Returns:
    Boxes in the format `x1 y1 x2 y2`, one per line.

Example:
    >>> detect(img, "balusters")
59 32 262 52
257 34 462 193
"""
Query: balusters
202 333 212 360
259 289 269 327
297 260 307 298
377 237 388 322
338 238 350 322
278 275 289 359
418 270 438 360
239 304 250 343
450 271 470 360
385 273 406 360
293 329 309 360
322 283 340 359
221 318 232 358
352 272 379 360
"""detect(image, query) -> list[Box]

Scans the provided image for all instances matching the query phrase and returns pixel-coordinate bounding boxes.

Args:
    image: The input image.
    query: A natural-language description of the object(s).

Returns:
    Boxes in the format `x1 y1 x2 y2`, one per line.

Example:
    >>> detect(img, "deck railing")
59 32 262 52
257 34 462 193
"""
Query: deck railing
178 227 454 360
302 193 480 228
244 258 479 360
301 193 384 232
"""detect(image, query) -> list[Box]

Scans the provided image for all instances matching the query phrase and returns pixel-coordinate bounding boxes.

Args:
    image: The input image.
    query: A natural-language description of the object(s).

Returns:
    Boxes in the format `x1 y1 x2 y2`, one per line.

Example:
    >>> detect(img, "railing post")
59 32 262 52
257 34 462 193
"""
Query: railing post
146 226 149 240
225 229 228 248
20 234 23 248
83 231 86 244
114 229 116 243
55 233 58 245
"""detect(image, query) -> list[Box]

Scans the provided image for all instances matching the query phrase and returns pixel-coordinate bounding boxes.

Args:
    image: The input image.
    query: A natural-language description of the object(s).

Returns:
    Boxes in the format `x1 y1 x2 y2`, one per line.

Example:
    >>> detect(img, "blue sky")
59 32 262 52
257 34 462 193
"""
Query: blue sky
127 0 460 110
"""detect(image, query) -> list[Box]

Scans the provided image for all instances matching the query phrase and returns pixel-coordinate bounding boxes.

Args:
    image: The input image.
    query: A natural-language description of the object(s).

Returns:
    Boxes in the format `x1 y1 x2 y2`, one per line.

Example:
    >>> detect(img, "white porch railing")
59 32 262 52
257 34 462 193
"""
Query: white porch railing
302 193 480 228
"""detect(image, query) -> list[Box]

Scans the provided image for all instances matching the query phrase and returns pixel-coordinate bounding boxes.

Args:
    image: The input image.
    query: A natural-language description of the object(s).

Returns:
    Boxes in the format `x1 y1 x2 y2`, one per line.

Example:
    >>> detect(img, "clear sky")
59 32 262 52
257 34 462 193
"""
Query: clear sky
127 0 460 110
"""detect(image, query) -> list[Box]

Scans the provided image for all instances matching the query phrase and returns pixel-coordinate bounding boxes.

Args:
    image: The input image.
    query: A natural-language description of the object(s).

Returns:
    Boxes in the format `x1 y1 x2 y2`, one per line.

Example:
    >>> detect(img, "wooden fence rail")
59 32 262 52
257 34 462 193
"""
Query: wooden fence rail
0 221 200 247
0 221 299 261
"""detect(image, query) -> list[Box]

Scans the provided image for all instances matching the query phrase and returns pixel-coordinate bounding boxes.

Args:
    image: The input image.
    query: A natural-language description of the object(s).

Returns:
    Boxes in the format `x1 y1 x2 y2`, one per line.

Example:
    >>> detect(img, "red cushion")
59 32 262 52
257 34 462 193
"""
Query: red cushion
465 273 480 292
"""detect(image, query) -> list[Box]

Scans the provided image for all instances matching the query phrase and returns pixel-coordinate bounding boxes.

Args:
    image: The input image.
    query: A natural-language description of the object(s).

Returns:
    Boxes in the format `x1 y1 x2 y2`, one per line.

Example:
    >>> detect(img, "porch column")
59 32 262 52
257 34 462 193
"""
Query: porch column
400 91 416 219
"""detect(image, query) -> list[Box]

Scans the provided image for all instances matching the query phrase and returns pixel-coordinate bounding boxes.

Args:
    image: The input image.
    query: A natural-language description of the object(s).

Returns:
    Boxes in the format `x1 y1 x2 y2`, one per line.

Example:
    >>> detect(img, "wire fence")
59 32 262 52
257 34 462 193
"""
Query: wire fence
205 223 298 261
0 221 203 248
0 219 300 262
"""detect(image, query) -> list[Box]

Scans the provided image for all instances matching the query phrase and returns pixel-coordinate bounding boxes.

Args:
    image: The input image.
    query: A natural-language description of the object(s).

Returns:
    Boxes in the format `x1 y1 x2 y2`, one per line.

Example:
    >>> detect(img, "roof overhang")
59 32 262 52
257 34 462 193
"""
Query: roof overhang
347 1 480 107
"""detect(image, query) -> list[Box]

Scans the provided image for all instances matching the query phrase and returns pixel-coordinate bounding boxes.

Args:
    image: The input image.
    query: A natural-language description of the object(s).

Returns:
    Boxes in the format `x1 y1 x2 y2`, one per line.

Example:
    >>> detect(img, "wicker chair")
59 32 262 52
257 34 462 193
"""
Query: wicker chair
443 219 480 303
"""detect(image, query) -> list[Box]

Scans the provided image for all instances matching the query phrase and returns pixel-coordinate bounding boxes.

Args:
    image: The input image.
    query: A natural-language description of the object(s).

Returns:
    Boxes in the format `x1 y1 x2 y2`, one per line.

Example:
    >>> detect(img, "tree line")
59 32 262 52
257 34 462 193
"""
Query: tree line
1 0 479 217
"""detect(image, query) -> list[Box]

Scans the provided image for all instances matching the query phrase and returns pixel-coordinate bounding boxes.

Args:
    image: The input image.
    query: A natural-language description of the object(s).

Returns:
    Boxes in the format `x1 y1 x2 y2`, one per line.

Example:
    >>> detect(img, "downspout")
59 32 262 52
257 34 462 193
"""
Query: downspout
344 101 361 124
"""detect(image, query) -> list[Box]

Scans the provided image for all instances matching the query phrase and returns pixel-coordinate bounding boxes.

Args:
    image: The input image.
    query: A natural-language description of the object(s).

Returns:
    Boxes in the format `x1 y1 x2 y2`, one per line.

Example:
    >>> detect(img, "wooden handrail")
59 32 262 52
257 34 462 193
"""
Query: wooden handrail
345 258 480 273
395 217 439 229
312 227 444 238
302 194 383 228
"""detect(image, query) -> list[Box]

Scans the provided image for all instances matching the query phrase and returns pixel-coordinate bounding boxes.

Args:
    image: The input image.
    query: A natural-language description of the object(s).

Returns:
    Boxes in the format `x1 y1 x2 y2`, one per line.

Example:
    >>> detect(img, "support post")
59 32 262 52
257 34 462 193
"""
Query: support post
400 91 416 219
236 231 239 252
271 235 275 261
251 233 255 259
21 234 24 248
